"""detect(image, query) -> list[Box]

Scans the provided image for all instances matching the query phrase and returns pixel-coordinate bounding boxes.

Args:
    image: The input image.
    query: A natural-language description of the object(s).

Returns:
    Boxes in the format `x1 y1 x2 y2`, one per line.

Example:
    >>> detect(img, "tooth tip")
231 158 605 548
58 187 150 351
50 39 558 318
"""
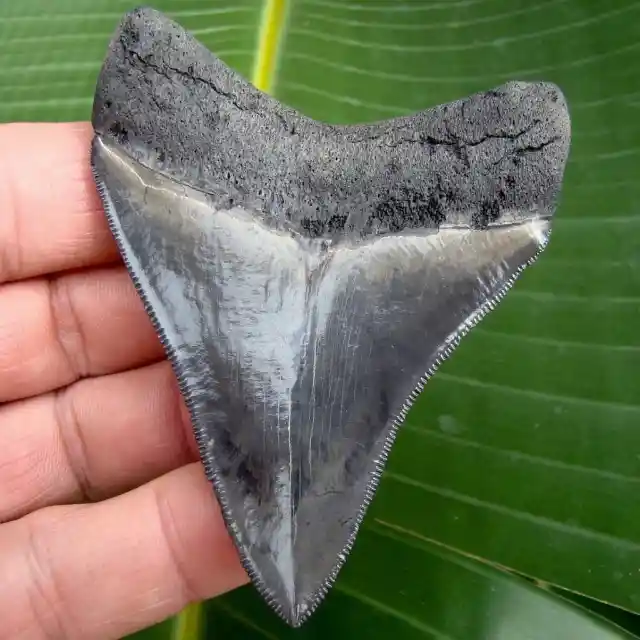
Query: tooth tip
266 592 315 628
292 601 318 628
288 604 310 628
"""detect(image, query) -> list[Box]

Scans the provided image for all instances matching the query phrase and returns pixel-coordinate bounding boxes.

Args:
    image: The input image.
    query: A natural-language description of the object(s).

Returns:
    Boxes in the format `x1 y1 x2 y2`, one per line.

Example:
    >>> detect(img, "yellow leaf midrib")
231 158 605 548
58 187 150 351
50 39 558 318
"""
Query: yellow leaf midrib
251 0 290 94
172 602 202 640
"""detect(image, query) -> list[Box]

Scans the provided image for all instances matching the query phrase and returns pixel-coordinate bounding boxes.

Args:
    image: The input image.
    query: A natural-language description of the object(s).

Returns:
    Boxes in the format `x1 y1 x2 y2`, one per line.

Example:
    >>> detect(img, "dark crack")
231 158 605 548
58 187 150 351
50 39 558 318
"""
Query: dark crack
515 135 562 155
493 134 561 166
369 116 560 173
120 37 299 136
426 117 543 150
121 36 250 113
375 117 544 155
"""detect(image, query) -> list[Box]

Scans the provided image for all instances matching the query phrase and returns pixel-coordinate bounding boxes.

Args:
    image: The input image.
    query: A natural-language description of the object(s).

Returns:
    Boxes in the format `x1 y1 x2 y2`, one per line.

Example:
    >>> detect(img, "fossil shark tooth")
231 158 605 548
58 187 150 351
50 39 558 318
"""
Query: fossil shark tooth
90 6 571 628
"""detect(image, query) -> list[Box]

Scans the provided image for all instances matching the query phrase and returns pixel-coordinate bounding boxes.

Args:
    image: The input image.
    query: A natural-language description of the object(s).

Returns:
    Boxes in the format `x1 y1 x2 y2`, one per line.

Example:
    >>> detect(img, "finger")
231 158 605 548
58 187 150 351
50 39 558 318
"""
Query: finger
0 265 163 403
0 361 198 523
0 122 118 285
0 463 249 640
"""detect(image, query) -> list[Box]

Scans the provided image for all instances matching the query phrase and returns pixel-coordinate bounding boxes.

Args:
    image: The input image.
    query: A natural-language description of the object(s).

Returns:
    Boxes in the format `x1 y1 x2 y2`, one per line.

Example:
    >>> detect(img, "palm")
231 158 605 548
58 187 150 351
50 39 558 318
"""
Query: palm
0 122 247 639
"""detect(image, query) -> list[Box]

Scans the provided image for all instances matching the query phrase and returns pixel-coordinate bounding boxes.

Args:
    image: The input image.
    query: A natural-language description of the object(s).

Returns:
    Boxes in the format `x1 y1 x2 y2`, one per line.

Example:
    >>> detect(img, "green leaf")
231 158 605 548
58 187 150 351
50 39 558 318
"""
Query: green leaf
204 525 638 639
549 587 640 639
2 0 639 637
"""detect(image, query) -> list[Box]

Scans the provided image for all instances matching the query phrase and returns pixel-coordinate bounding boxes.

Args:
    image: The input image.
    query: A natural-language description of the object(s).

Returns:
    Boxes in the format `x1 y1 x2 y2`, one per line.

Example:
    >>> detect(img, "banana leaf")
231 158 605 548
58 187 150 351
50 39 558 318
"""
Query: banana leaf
1 0 638 638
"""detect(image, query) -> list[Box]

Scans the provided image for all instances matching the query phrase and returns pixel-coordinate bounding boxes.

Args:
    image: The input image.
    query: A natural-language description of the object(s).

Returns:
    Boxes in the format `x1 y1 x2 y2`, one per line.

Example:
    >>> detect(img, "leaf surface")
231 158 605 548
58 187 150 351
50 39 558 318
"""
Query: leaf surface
1 0 638 637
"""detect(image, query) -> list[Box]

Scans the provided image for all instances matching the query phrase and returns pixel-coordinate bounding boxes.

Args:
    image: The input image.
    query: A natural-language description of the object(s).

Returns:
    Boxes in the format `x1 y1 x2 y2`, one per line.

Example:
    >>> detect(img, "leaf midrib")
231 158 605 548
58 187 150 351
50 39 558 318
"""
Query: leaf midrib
251 0 290 93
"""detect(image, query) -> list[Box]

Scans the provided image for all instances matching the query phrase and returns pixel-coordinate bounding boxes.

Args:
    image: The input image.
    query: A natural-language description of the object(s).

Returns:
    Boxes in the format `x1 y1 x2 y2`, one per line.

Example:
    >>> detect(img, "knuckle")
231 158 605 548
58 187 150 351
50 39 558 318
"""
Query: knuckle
47 275 89 379
154 485 197 604
53 386 92 502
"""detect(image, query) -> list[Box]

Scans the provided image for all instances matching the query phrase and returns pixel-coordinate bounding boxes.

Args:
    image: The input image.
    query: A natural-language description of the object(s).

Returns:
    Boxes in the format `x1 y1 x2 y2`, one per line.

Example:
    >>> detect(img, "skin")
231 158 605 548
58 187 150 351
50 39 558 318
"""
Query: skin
0 122 248 640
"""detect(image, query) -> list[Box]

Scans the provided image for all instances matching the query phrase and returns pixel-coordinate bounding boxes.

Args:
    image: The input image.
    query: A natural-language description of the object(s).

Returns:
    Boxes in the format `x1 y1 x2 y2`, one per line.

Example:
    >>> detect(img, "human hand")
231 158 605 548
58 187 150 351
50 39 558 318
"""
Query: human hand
0 123 248 639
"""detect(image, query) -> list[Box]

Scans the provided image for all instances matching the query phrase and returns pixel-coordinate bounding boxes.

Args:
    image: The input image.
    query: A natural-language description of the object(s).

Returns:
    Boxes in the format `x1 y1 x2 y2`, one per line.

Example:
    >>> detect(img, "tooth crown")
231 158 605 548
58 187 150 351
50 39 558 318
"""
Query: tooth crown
91 6 571 627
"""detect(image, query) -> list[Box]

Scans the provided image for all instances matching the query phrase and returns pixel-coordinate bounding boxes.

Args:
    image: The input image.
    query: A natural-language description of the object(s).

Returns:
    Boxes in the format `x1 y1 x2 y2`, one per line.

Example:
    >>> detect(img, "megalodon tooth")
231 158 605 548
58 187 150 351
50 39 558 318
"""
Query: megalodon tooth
90 6 571 628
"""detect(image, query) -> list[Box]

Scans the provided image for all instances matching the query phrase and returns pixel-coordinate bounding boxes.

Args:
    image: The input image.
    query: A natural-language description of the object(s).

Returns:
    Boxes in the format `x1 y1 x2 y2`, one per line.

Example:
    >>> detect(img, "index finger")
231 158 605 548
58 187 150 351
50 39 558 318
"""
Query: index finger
0 122 118 284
